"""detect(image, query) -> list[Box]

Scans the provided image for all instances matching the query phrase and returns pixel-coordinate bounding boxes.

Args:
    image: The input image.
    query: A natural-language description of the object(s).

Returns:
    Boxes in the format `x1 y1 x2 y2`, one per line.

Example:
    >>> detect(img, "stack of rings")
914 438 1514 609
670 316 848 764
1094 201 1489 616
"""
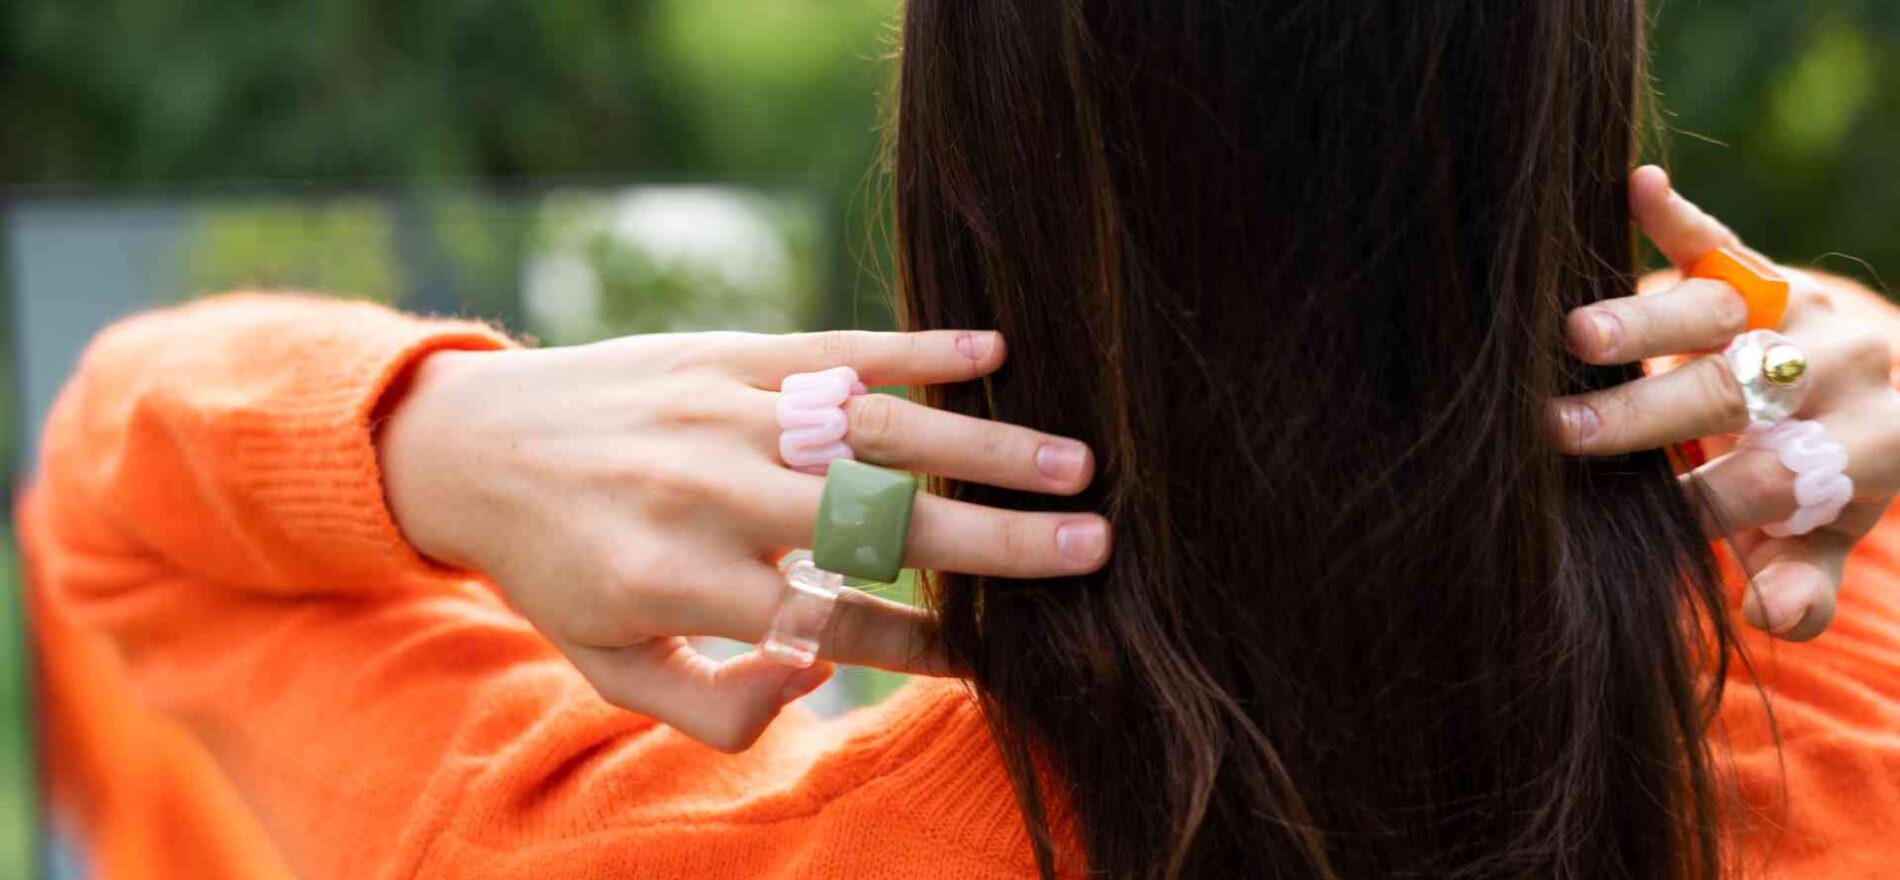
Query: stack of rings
1718 330 1852 538
762 369 919 668
1725 328 1854 535
1693 248 1854 539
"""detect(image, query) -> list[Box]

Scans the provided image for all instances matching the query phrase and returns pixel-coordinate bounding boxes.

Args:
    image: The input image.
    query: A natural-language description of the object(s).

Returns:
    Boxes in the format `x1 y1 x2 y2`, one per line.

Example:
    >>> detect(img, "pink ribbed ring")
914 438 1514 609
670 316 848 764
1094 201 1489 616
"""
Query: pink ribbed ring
1738 418 1854 538
777 366 864 474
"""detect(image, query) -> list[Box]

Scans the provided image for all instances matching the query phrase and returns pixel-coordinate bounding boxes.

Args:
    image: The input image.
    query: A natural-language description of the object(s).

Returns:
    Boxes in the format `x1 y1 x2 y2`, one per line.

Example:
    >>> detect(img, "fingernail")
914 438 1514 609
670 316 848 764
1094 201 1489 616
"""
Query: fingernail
1756 583 1810 637
1036 441 1088 484
1056 519 1108 567
1559 402 1600 444
779 666 831 703
957 331 996 360
1587 310 1621 356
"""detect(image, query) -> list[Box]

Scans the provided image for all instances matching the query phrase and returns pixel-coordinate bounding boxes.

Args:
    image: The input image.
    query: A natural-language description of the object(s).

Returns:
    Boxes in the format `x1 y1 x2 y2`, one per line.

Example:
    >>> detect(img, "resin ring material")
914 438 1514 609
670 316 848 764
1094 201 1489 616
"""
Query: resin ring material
778 366 865 474
1737 419 1854 538
1691 247 1790 331
761 550 842 668
760 460 918 668
812 459 917 584
1723 330 1810 429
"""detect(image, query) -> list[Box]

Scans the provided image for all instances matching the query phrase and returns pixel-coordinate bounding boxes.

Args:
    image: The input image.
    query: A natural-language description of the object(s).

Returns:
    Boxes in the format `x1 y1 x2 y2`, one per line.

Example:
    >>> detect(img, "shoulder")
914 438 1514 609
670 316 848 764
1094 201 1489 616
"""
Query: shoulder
807 679 1039 871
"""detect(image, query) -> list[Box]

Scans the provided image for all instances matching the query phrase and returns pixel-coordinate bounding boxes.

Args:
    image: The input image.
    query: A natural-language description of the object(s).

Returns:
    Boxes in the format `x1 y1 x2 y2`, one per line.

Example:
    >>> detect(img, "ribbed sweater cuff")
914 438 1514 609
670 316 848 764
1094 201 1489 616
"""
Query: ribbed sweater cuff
231 316 515 588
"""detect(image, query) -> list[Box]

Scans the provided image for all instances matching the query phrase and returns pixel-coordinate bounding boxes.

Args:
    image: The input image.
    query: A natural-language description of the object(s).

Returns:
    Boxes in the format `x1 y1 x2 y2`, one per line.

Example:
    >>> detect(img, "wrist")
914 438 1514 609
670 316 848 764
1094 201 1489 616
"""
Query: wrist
376 348 490 569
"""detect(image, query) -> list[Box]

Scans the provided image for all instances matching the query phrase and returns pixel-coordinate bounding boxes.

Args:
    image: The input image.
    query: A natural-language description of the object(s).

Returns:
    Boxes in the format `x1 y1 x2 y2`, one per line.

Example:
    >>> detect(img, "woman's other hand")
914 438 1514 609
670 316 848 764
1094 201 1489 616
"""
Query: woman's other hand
1551 166 1900 641
376 329 1109 751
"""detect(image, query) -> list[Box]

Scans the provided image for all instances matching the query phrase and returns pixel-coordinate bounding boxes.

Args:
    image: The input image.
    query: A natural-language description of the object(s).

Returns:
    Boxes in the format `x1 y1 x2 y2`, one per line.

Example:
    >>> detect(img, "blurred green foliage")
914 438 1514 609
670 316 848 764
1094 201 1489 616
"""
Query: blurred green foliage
5 1 1894 289
1647 3 1898 286
178 198 405 300
0 536 28 879
3 0 895 186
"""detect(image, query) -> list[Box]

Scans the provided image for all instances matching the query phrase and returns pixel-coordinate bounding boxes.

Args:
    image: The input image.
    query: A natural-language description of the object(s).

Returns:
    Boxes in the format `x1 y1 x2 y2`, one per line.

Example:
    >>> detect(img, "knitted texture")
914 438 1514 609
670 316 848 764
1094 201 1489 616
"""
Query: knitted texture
20 291 1900 878
22 293 1047 880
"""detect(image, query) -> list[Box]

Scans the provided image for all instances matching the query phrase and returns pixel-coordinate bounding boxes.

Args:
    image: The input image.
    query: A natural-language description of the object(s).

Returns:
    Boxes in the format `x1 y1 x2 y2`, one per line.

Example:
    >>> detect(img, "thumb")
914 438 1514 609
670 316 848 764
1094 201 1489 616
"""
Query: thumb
566 638 834 752
1630 165 1742 271
1737 532 1849 641
714 650 837 712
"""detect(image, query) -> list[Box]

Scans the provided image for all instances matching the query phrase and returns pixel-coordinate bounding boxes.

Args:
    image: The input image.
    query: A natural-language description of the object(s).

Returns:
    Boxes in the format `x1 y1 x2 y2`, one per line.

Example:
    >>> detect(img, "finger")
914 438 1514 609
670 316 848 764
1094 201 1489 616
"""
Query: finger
816 587 952 675
719 329 1007 389
744 386 1095 495
1630 165 1742 271
739 464 1113 579
1683 414 1893 536
1565 278 1748 365
1550 355 1747 456
844 394 1095 494
1681 447 1799 538
1734 532 1848 641
567 638 834 753
637 558 952 675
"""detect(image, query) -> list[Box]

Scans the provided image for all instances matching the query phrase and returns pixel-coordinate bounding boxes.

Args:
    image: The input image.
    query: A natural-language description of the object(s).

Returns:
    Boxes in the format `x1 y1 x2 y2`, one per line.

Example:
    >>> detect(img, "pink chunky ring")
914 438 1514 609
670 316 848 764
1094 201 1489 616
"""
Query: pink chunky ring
1738 419 1854 538
778 366 865 474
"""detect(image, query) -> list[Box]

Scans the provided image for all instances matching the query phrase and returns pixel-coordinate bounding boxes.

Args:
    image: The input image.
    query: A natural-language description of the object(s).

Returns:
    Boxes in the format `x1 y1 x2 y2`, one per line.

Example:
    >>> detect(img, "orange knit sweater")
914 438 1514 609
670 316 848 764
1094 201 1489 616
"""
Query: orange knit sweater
20 292 1900 878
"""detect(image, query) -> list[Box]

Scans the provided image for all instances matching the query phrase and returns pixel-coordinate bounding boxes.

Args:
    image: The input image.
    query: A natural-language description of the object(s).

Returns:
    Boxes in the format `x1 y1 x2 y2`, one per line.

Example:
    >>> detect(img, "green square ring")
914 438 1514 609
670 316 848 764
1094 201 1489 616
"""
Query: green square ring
813 459 918 584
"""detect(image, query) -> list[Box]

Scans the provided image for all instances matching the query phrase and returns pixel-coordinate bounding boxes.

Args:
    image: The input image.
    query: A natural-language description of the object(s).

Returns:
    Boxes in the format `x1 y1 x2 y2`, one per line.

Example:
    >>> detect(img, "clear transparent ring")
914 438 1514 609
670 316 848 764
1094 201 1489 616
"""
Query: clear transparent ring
761 550 842 668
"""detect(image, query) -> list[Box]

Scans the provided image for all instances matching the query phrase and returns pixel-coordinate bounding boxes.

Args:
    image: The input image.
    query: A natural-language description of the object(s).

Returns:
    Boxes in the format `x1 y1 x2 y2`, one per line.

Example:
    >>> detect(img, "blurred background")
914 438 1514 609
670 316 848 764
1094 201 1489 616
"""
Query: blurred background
0 0 1894 876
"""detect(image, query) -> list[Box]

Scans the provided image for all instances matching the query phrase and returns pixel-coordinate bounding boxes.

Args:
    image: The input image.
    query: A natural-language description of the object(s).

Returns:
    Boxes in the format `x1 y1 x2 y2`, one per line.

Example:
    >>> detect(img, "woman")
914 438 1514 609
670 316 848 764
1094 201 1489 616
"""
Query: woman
25 1 1900 879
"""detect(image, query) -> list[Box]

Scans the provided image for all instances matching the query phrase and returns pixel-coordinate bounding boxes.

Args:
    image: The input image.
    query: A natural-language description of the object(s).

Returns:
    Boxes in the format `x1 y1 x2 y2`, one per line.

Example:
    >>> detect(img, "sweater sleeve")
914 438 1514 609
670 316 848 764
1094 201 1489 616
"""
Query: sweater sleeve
35 292 514 594
14 294 1048 880
23 292 1042 879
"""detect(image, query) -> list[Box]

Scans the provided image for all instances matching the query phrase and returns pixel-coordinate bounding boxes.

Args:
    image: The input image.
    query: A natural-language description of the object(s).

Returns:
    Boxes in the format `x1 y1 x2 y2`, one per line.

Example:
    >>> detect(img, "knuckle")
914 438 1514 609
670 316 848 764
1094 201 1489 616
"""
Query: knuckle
645 577 700 622
1836 327 1893 380
816 329 857 367
981 426 1016 470
1705 285 1749 336
997 516 1039 572
1692 357 1748 433
1794 285 1837 314
663 332 753 376
655 376 734 427
643 465 701 507
606 547 669 595
822 590 873 656
633 458 721 518
848 394 901 449
1734 448 1795 508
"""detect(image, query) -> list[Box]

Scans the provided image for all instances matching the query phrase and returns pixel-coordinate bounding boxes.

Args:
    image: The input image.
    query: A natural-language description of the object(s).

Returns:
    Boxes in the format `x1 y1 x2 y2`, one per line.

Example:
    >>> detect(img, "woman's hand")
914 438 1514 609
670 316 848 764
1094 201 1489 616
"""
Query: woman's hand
376 329 1109 750
1551 166 1900 640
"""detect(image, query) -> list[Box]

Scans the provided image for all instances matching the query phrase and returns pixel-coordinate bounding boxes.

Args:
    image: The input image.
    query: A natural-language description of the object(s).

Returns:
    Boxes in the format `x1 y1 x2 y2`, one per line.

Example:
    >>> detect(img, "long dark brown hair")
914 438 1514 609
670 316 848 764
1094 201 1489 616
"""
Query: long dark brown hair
894 1 1737 878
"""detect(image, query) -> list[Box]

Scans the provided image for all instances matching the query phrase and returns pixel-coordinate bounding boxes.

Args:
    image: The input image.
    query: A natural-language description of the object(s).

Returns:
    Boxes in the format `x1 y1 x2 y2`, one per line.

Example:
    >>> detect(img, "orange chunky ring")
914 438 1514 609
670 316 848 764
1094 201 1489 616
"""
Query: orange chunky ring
1689 247 1789 331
